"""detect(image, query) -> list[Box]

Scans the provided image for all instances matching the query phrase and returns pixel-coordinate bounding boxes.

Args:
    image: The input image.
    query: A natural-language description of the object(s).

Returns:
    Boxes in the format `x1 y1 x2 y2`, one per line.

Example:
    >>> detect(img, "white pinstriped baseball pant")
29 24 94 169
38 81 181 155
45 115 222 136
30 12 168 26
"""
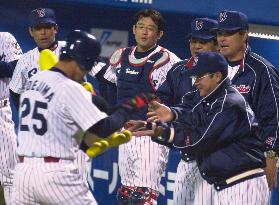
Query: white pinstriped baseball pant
11 157 98 205
174 160 269 205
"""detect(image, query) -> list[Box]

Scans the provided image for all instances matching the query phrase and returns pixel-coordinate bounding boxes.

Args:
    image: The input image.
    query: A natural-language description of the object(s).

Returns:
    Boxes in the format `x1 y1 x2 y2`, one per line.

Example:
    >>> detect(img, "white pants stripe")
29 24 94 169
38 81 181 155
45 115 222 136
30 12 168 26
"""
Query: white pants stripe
12 157 98 205
118 136 169 191
174 160 269 205
174 160 212 205
213 175 269 205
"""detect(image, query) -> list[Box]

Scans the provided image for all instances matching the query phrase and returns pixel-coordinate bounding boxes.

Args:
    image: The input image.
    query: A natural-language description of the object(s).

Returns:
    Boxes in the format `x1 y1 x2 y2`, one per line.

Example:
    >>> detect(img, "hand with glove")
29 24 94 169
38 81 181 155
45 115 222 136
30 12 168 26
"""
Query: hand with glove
84 130 132 158
113 93 156 113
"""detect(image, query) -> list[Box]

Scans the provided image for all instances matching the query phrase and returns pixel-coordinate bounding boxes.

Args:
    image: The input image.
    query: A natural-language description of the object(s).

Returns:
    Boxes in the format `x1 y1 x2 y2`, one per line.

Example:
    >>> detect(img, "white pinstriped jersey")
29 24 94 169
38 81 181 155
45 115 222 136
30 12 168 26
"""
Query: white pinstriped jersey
17 70 107 159
101 45 180 191
9 41 65 94
0 32 22 205
0 32 22 99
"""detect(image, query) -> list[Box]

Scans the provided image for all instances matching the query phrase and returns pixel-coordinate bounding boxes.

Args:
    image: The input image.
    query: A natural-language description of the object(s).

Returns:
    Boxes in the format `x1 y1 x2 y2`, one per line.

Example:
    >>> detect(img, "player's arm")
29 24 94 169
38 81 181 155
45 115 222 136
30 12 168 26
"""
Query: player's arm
10 90 20 111
255 65 279 153
0 33 22 78
0 60 18 78
9 57 28 110
156 60 186 106
88 61 117 104
87 93 152 138
254 64 279 190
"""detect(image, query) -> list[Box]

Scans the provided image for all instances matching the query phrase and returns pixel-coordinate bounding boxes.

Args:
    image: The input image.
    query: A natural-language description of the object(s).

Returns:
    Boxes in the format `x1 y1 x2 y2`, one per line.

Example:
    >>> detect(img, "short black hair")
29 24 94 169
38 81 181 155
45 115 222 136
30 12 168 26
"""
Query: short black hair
134 9 164 31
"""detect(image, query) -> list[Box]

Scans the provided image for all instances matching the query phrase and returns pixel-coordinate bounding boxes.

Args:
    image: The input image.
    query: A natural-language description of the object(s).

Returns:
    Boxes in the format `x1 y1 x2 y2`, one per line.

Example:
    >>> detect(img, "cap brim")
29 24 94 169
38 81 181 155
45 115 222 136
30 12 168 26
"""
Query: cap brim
190 34 216 40
184 67 204 77
211 27 243 32
30 20 56 27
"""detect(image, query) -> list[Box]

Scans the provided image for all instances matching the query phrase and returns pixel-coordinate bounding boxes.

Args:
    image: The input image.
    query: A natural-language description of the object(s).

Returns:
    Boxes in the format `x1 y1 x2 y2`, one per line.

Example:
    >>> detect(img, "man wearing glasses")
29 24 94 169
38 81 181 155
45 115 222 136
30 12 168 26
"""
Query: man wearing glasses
90 9 180 205
134 51 269 205
156 17 219 205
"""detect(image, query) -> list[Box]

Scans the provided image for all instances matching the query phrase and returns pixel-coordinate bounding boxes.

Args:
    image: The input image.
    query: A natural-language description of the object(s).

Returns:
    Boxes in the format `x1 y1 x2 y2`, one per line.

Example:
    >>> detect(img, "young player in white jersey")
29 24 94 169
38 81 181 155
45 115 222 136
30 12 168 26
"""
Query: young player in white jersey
90 9 180 205
9 8 89 183
12 30 152 205
0 31 22 205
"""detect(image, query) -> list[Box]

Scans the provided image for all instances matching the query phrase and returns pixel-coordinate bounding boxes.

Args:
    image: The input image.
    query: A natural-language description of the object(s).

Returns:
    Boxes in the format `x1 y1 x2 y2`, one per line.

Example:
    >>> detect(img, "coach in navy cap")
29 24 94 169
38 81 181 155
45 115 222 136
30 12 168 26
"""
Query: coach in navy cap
213 10 248 31
187 18 219 57
29 8 57 27
186 51 228 96
27 8 58 49
189 18 218 40
187 51 228 78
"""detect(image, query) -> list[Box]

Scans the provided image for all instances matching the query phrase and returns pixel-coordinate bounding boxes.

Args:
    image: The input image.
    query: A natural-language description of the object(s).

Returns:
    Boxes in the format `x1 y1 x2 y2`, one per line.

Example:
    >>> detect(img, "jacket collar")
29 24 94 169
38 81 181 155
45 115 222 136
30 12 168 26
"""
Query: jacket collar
185 56 195 69
201 77 231 102
227 45 251 72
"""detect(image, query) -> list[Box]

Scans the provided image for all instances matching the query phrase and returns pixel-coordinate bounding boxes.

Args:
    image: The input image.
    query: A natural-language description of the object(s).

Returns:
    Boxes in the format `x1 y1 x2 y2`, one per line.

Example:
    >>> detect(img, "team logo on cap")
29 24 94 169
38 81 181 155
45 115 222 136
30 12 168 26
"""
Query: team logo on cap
195 20 203 30
219 11 227 22
36 9 46 17
193 56 198 66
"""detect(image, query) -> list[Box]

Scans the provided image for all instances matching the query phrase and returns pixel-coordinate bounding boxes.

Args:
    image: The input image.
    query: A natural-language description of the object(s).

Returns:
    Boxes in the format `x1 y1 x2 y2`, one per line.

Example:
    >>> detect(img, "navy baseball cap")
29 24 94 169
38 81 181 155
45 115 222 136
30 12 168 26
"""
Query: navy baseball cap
29 8 56 27
214 10 249 31
189 18 218 40
186 52 228 77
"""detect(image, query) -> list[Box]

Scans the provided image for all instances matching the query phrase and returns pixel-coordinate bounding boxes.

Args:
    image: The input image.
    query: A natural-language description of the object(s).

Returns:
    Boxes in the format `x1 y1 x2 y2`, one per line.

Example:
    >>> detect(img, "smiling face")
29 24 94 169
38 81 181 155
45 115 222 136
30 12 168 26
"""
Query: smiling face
29 24 58 49
217 30 248 61
133 17 163 52
189 38 218 56
193 72 223 97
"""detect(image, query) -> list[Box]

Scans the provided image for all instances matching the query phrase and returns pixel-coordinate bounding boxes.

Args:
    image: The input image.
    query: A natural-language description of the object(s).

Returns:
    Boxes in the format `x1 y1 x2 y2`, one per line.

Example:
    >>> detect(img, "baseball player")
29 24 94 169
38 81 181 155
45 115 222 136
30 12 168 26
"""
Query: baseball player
12 30 152 205
138 51 269 205
9 8 90 183
0 32 22 205
214 10 279 192
89 9 180 205
155 18 219 205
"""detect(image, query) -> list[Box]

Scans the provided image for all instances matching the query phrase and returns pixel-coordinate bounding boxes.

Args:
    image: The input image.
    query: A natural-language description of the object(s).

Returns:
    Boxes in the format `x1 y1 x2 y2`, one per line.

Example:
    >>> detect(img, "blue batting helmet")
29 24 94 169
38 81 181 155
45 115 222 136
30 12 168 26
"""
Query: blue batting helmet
60 30 101 71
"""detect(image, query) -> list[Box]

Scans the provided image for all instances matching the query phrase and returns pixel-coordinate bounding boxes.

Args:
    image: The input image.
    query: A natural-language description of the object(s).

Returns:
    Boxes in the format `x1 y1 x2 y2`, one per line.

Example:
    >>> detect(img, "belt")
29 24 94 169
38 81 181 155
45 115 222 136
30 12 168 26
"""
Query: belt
0 98 9 108
214 168 265 191
19 156 60 163
120 185 159 200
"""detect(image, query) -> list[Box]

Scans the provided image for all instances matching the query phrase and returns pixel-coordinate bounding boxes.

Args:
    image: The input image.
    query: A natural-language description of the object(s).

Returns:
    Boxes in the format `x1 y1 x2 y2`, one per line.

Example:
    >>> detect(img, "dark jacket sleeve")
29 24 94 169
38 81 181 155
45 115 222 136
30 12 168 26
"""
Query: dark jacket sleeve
156 60 187 106
95 64 117 106
87 107 130 138
173 106 253 152
10 89 20 111
0 60 17 78
251 57 279 152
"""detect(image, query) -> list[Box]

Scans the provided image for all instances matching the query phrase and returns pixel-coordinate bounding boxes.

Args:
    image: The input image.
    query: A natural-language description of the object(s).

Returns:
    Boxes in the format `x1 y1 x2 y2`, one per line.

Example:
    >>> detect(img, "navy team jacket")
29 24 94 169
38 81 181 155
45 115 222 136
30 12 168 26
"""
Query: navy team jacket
163 78 265 188
156 57 195 106
230 46 279 153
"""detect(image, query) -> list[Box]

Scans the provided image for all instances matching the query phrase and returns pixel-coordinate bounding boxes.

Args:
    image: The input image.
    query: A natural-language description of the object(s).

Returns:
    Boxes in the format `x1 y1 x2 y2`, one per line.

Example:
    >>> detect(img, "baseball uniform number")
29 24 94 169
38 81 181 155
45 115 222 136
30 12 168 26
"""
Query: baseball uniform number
20 98 48 135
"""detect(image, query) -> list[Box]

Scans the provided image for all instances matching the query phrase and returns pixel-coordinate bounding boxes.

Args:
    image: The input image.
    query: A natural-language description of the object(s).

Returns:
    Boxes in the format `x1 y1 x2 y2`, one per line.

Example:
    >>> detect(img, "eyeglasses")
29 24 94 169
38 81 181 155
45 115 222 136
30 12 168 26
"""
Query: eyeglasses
190 73 214 82
135 24 157 33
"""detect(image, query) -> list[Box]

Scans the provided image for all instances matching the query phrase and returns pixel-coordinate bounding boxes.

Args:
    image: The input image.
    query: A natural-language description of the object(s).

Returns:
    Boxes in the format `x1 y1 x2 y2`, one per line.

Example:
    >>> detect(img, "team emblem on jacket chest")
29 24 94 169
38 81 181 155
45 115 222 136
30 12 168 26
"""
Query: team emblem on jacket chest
236 85 251 93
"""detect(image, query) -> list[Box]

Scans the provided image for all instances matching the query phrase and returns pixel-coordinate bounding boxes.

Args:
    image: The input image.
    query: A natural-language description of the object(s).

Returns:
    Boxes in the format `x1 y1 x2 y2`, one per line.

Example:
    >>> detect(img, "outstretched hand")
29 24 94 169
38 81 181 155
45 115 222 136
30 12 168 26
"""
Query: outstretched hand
128 121 164 137
147 101 174 123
